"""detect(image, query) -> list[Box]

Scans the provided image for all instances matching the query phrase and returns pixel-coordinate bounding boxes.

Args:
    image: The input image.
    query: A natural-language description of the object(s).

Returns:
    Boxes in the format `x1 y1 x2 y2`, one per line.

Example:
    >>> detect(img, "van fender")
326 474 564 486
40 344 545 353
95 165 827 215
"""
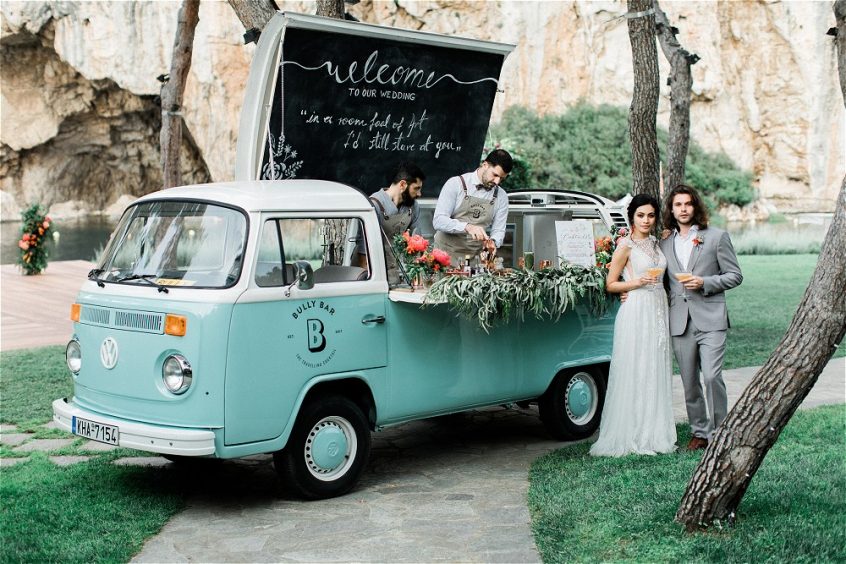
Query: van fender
218 370 380 459
281 371 378 442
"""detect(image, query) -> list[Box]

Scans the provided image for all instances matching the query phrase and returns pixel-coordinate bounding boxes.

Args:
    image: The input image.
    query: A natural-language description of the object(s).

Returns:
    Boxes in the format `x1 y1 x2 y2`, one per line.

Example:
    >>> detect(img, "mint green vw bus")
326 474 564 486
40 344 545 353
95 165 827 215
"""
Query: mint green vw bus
53 13 625 498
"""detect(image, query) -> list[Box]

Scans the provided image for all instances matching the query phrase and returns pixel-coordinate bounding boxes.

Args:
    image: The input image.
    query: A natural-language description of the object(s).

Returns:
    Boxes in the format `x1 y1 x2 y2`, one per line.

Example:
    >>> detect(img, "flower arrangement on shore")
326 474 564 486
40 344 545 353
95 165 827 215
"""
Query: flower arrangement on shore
17 204 52 275
392 231 451 284
425 262 609 332
594 226 629 270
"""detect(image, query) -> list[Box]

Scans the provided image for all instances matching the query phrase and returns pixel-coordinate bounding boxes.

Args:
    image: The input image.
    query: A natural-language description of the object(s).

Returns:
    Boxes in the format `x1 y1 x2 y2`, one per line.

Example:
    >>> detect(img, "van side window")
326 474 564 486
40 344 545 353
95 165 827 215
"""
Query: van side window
278 218 371 283
255 219 286 287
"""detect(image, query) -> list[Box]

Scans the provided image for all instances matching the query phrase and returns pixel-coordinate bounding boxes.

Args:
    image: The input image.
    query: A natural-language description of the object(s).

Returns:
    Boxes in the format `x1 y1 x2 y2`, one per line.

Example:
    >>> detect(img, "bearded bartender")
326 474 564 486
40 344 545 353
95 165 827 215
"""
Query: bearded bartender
433 149 512 266
357 162 425 285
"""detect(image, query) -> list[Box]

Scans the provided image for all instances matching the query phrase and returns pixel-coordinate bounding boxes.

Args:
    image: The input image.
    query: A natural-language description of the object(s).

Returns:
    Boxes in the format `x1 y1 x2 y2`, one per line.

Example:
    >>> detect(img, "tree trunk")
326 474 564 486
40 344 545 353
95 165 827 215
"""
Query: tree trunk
160 0 200 189
675 2 846 529
653 1 697 194
316 0 344 19
837 0 846 96
227 0 277 34
315 0 346 265
627 0 661 201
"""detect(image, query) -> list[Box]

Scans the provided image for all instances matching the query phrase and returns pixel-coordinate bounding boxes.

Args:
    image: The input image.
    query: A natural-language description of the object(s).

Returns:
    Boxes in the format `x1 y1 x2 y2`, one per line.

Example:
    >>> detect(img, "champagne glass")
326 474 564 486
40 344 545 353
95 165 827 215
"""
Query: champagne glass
646 266 664 291
674 272 693 299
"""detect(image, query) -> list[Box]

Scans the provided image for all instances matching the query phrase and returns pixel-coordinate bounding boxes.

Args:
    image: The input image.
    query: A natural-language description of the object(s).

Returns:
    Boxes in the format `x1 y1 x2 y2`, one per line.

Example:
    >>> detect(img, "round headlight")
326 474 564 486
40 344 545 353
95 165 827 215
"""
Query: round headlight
162 355 192 395
66 340 82 374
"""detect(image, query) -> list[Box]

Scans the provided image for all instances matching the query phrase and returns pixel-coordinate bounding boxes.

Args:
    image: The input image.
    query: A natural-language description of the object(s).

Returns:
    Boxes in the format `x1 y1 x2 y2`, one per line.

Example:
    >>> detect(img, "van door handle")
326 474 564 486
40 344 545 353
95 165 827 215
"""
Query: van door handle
361 315 385 325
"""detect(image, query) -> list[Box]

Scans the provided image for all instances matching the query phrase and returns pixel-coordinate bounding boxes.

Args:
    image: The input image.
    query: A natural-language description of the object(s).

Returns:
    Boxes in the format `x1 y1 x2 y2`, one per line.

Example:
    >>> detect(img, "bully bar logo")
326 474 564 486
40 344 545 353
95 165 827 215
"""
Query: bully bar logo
307 319 326 352
293 300 337 368
469 203 486 220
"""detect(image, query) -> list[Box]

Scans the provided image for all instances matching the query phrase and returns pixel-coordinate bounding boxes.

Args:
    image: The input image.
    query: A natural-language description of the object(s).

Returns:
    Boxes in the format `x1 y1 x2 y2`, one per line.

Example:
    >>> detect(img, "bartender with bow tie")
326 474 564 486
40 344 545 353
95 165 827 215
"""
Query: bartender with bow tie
433 149 513 266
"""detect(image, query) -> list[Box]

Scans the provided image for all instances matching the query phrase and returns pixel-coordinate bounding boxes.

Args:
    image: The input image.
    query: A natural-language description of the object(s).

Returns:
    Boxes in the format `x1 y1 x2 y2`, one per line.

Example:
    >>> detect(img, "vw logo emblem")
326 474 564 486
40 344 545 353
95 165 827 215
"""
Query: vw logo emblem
100 337 119 370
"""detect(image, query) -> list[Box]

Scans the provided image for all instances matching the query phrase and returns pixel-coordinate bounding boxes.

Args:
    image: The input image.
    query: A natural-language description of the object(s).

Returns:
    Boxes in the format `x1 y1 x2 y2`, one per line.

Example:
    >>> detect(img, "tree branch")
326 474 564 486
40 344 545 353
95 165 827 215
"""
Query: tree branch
160 0 200 189
652 0 696 195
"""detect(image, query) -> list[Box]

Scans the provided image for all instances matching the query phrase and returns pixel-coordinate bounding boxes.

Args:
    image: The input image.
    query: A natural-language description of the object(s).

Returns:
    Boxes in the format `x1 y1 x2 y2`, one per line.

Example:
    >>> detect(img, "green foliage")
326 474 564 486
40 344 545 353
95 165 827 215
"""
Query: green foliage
17 204 53 275
529 405 846 562
425 264 609 332
489 104 756 207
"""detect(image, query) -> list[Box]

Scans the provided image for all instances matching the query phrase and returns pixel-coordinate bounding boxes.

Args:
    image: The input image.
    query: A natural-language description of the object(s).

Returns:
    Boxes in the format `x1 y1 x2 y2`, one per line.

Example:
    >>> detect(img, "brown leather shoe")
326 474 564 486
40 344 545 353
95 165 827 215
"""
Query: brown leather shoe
686 437 708 451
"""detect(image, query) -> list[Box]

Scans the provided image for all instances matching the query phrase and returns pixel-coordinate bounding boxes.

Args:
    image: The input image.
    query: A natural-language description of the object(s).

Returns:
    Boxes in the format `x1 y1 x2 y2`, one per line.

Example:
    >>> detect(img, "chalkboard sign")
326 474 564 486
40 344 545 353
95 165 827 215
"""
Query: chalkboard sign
255 15 513 198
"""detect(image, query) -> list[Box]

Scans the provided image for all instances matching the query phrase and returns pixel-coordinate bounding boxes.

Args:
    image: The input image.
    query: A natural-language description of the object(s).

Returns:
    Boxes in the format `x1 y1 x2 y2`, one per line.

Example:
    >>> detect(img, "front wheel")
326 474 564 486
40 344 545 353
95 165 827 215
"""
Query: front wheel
274 395 371 500
539 367 606 440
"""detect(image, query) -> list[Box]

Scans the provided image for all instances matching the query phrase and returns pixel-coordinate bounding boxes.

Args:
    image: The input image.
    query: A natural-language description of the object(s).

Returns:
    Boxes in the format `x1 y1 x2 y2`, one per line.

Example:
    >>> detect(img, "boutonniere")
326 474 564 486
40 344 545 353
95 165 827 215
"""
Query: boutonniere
692 234 704 247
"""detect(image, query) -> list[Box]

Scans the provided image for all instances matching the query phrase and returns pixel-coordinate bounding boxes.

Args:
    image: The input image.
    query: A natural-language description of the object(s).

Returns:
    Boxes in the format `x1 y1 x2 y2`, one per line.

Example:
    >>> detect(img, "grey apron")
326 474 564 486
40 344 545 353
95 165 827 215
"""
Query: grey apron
433 176 497 266
371 196 413 285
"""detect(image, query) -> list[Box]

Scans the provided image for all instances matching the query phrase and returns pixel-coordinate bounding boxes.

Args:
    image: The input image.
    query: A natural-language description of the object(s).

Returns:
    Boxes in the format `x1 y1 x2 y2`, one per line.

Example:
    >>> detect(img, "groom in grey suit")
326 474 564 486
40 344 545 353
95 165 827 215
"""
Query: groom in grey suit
660 184 743 450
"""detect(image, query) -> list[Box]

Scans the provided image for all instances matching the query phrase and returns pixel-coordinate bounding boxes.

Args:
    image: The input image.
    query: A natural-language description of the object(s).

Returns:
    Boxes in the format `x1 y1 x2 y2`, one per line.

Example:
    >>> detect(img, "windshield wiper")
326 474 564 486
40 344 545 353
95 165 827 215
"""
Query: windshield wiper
115 273 169 293
88 268 105 288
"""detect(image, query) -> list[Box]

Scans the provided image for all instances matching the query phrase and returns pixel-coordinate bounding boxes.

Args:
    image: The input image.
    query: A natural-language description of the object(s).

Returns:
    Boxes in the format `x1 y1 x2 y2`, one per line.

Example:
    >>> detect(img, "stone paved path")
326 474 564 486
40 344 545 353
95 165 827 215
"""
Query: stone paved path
130 357 844 563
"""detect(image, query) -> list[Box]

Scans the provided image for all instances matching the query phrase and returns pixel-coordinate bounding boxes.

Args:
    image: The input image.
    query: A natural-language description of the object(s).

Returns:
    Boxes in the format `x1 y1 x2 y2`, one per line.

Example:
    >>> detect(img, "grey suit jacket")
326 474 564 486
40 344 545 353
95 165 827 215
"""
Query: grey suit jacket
659 227 743 336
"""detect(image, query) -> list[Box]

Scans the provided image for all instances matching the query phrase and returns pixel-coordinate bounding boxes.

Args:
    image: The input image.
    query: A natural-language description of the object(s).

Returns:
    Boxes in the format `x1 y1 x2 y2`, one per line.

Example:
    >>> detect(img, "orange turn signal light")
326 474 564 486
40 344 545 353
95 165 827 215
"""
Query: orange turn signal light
164 314 187 337
70 303 81 322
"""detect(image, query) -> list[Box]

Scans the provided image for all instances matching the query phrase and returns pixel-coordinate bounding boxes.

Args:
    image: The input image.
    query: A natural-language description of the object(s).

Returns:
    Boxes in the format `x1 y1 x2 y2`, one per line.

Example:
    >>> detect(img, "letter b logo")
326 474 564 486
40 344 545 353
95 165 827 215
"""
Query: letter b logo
307 319 326 352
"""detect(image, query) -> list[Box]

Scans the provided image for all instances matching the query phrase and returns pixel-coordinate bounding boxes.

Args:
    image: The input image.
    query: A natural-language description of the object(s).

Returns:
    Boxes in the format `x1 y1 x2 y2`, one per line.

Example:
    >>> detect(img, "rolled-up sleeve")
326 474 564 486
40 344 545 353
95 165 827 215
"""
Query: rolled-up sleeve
433 176 466 234
489 191 509 247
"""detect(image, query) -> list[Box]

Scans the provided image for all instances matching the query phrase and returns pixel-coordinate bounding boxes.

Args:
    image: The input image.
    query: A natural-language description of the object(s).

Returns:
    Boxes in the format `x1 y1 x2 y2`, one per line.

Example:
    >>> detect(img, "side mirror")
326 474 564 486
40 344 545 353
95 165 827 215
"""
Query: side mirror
294 260 314 290
285 260 314 297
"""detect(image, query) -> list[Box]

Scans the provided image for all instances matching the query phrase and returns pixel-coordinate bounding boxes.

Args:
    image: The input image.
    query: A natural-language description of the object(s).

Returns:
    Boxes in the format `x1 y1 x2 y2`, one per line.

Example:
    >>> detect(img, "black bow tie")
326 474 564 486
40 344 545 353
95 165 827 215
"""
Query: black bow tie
476 183 493 191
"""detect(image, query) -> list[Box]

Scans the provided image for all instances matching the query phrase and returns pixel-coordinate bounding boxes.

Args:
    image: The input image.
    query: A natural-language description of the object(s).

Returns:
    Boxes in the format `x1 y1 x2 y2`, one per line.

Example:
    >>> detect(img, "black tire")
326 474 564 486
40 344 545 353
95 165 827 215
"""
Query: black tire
538 367 606 440
274 395 371 500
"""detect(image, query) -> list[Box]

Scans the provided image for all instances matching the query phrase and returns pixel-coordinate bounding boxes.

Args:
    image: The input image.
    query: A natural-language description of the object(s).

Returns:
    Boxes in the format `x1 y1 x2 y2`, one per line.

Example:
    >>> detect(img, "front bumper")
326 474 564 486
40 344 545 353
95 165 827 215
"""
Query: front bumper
52 398 216 456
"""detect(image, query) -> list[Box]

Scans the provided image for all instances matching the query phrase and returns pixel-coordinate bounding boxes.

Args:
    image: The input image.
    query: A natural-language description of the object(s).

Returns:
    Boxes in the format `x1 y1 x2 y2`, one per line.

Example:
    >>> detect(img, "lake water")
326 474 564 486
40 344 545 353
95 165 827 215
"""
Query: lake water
0 213 833 265
1 216 117 265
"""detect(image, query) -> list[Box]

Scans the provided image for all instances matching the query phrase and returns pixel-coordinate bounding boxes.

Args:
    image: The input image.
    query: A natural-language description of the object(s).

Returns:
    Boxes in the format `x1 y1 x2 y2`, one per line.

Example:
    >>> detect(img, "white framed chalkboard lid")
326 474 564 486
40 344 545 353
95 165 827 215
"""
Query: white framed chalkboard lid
235 12 515 198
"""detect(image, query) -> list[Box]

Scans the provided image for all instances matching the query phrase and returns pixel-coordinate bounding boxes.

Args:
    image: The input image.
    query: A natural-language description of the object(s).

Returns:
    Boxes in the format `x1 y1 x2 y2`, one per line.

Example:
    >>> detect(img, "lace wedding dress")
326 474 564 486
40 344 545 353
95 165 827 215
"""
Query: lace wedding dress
590 236 677 456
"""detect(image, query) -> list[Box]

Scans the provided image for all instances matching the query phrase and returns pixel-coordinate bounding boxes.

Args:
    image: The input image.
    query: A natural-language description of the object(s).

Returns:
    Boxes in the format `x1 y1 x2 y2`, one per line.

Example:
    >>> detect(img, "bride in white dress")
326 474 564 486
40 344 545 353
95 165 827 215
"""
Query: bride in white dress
590 194 677 457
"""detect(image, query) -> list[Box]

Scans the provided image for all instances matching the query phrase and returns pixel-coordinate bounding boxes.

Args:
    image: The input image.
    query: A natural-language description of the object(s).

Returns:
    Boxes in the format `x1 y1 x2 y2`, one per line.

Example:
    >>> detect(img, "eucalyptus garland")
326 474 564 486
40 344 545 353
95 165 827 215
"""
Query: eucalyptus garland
424 264 610 332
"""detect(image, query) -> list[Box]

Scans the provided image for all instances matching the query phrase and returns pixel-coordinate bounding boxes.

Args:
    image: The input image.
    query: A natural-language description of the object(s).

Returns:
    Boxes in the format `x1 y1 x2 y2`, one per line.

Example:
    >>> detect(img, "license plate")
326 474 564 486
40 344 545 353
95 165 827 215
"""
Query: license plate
72 416 119 445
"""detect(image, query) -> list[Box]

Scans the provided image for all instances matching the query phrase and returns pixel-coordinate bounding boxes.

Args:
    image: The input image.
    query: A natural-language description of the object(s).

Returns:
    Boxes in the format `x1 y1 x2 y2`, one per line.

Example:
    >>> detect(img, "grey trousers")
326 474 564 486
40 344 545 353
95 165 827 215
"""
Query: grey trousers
672 317 728 440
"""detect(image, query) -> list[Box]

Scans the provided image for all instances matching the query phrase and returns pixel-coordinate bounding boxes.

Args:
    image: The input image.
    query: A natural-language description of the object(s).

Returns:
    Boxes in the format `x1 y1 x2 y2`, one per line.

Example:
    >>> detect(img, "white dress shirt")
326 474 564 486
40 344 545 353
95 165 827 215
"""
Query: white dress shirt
432 171 509 247
673 225 700 271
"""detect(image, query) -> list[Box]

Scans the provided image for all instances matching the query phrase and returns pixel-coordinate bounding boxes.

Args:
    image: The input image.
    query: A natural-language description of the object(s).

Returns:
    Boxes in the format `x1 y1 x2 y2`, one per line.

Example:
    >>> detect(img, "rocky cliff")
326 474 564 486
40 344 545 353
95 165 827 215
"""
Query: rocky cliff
1 0 842 220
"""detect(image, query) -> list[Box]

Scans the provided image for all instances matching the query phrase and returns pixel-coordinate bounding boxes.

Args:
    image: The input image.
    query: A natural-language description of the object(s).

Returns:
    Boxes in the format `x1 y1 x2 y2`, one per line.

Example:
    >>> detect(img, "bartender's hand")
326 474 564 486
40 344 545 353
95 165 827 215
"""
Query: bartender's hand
464 224 489 241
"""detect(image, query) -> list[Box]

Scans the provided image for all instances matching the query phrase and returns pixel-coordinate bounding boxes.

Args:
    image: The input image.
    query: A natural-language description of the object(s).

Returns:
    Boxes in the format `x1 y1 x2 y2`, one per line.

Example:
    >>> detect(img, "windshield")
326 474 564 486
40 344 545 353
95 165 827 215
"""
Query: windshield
96 201 247 289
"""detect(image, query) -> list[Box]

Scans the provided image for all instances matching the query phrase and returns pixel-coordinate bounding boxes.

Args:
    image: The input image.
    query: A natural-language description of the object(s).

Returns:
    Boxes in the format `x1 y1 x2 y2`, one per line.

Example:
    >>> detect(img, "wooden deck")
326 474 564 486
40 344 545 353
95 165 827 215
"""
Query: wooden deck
1 260 93 351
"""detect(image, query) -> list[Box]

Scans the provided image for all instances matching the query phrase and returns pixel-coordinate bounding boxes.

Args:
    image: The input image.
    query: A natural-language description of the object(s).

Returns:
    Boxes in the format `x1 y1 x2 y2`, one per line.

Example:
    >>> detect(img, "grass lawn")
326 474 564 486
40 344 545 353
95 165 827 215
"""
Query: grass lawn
724 254 844 369
1 454 185 563
529 405 846 562
0 346 186 563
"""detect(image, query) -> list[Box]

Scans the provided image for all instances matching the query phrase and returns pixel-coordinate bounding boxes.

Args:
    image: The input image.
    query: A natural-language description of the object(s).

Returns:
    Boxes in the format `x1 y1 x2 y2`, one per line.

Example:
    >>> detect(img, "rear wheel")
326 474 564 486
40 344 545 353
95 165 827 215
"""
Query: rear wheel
274 395 371 500
539 367 606 440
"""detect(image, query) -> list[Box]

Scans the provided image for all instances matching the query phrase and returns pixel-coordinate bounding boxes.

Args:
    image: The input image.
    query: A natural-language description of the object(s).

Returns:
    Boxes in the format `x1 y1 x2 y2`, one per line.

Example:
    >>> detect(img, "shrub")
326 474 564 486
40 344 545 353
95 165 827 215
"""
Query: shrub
17 204 53 275
489 104 756 207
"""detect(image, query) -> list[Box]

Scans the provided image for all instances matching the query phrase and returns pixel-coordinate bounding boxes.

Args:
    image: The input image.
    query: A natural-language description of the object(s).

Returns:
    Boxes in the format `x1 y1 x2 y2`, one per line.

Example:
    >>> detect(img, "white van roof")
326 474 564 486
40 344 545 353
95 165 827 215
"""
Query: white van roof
135 180 372 213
